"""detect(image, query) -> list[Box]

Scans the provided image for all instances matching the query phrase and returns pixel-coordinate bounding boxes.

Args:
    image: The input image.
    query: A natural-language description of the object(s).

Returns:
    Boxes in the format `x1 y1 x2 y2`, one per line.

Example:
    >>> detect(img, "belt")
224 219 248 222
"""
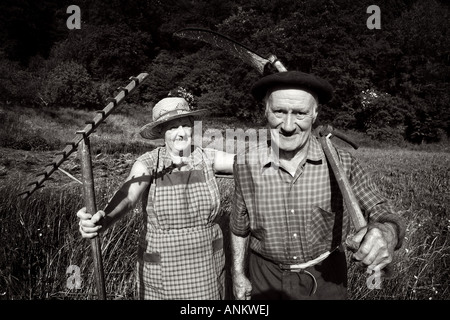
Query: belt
278 249 337 296
279 250 332 271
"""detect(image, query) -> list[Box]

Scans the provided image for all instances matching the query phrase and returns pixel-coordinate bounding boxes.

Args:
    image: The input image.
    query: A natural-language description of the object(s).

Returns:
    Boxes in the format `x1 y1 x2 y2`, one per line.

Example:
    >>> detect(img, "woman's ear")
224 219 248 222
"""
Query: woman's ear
158 126 164 137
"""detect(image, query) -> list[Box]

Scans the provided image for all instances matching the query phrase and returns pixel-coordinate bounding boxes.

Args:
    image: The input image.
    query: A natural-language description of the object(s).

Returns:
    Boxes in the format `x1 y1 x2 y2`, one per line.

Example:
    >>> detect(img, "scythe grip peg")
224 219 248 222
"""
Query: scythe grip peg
267 54 287 73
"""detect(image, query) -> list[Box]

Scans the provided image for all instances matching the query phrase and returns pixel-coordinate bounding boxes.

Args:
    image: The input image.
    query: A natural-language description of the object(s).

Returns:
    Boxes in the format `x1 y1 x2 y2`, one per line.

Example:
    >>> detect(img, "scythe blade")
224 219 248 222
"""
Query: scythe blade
173 27 287 74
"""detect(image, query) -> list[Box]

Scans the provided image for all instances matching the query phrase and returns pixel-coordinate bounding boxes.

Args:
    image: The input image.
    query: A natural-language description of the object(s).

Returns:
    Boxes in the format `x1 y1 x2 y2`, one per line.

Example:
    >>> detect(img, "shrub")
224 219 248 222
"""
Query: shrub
0 56 41 105
50 24 152 81
405 112 442 144
41 61 102 109
354 89 408 142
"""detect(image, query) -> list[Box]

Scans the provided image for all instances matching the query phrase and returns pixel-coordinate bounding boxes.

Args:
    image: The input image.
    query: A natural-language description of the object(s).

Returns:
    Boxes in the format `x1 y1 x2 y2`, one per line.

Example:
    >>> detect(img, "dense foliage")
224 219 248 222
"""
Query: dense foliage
0 0 448 143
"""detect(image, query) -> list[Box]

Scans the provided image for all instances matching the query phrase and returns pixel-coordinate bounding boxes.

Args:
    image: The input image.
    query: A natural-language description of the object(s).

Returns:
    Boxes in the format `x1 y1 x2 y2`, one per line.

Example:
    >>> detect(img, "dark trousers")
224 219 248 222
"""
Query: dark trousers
249 250 348 300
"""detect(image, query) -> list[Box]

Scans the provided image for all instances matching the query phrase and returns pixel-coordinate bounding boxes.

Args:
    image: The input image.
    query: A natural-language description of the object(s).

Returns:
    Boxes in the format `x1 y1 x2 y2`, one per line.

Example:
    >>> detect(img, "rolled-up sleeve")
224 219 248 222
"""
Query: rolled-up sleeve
230 158 250 237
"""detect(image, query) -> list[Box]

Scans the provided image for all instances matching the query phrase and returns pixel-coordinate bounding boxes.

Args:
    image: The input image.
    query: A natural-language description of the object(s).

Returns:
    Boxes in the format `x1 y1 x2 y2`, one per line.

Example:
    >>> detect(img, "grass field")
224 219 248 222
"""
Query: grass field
0 104 449 300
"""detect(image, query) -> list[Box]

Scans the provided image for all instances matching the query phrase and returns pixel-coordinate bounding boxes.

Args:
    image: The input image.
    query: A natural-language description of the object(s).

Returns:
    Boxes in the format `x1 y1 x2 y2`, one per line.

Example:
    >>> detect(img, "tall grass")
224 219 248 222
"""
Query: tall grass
0 172 139 299
2 147 448 300
346 148 450 300
0 166 235 300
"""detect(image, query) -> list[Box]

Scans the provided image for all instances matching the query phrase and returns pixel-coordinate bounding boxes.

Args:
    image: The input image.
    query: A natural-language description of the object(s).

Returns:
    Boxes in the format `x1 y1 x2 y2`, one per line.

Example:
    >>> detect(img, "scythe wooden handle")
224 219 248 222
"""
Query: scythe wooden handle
319 134 394 278
319 135 367 231
80 136 106 300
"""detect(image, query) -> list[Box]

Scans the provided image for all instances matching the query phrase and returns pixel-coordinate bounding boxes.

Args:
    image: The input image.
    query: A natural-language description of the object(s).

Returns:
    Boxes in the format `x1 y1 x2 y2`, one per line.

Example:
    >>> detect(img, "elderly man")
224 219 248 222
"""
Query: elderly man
230 71 406 300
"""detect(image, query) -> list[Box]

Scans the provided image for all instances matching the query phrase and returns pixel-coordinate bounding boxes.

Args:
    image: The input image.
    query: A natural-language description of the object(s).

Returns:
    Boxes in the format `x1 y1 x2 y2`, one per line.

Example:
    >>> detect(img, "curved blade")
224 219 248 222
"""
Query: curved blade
174 28 271 74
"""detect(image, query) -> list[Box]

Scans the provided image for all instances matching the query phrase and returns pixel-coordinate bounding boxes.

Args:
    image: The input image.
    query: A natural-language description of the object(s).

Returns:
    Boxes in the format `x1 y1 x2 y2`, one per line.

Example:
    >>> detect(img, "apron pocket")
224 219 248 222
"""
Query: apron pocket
137 247 163 290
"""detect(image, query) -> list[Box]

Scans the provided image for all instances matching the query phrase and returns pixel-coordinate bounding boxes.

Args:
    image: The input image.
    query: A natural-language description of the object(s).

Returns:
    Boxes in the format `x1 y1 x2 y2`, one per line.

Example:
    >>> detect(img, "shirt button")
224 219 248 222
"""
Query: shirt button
293 256 298 260
293 233 298 239
290 209 295 214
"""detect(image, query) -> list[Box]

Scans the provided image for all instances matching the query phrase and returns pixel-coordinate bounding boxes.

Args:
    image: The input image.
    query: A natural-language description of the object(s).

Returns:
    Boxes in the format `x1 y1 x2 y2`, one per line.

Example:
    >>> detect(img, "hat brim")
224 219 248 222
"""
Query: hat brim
139 109 208 140
251 71 333 104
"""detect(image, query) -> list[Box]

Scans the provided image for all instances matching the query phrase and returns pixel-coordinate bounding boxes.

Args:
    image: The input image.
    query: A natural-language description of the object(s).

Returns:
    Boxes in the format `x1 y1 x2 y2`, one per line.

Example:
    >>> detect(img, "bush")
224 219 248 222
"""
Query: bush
50 24 152 80
41 61 102 109
405 112 442 144
0 55 41 105
354 89 408 142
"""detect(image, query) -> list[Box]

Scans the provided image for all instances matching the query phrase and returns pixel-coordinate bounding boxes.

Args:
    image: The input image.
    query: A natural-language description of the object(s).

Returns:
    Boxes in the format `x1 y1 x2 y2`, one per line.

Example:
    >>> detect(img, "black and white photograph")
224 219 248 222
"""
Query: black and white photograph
0 0 448 314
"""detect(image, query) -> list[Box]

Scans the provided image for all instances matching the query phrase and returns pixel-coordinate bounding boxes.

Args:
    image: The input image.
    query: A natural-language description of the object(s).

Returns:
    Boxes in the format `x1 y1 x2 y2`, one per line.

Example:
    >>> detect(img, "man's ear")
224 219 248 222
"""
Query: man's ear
312 103 319 123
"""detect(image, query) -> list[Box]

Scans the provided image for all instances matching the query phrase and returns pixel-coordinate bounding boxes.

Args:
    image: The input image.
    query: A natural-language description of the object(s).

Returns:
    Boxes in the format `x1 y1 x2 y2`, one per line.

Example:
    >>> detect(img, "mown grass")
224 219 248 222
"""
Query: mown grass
0 103 449 300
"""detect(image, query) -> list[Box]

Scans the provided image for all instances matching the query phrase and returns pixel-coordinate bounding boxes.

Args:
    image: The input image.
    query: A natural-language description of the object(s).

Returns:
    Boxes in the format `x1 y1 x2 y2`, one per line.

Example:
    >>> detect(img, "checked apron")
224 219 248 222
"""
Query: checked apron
135 147 225 300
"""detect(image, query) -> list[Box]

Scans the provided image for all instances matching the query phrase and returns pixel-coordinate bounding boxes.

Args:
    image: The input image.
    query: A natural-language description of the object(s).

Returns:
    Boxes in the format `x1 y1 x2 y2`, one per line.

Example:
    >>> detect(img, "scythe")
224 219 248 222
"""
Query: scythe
174 28 393 276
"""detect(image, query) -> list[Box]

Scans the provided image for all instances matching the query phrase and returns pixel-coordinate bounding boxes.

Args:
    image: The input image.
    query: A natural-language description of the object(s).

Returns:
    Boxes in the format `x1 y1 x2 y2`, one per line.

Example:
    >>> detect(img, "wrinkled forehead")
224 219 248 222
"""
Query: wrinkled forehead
266 88 318 110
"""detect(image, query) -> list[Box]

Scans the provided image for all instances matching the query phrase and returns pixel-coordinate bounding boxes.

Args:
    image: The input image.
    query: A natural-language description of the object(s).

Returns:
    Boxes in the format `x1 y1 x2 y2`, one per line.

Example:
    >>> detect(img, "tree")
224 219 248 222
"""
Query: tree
0 0 63 65
0 52 41 105
353 89 408 141
49 23 153 79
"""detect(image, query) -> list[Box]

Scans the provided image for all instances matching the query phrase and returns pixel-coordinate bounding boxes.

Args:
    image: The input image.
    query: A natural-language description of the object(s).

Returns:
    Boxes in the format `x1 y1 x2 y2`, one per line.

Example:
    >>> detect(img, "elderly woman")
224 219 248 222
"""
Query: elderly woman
77 94 234 300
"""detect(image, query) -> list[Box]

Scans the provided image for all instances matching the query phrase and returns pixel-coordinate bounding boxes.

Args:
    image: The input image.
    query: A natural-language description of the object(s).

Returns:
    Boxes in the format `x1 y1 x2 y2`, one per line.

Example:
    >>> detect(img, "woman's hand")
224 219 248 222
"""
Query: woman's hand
77 207 105 239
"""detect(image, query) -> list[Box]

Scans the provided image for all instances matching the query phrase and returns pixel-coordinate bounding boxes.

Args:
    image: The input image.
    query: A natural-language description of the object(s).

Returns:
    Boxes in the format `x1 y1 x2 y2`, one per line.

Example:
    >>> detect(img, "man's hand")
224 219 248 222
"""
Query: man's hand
348 222 398 272
77 207 105 239
232 273 252 300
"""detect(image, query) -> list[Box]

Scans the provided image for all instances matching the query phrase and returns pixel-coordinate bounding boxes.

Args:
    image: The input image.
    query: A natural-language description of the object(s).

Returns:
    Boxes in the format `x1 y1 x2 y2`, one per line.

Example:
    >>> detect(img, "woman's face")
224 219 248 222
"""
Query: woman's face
162 117 194 156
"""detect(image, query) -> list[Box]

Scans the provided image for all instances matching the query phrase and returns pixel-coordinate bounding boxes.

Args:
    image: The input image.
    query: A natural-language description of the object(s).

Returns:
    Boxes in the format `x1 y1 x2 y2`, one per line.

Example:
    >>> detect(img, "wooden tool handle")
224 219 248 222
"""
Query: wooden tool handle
319 135 395 279
80 137 107 300
320 136 367 230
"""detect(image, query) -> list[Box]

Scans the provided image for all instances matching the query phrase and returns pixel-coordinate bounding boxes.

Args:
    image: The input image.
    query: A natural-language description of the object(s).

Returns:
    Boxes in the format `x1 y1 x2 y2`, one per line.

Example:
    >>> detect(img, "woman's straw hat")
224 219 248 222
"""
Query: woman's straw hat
139 97 207 139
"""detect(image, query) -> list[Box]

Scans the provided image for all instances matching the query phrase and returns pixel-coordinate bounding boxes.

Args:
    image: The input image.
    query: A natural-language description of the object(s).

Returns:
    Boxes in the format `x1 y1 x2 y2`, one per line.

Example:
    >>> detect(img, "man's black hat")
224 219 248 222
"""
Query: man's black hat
251 71 333 104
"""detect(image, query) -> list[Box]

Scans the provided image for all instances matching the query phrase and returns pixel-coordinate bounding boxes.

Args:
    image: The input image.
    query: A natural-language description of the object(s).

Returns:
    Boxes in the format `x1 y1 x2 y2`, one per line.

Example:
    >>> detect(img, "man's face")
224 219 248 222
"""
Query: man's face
266 89 318 153
162 117 193 156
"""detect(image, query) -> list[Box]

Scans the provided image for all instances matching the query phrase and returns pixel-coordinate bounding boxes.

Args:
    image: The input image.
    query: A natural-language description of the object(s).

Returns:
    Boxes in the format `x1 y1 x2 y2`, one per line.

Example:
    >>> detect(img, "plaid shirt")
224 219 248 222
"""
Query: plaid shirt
230 136 405 264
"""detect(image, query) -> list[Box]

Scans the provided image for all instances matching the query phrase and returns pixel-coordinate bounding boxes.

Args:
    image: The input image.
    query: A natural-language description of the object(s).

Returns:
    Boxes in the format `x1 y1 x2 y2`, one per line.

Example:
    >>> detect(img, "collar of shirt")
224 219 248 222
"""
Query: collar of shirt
260 136 325 174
